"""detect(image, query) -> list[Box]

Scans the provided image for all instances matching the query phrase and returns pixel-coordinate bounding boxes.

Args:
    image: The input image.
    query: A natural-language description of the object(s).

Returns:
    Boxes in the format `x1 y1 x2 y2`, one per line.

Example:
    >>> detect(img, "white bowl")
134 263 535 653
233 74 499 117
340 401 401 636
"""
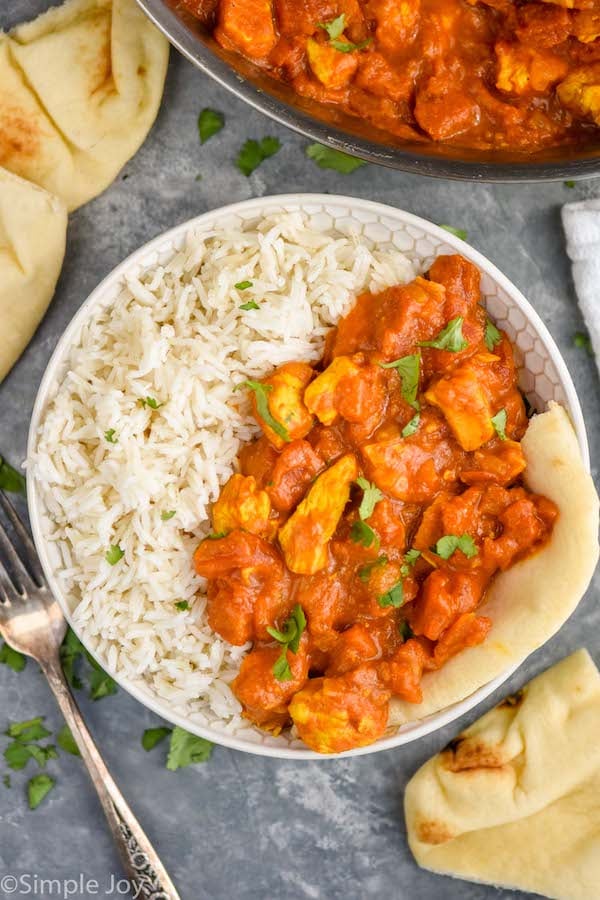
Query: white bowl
27 194 589 759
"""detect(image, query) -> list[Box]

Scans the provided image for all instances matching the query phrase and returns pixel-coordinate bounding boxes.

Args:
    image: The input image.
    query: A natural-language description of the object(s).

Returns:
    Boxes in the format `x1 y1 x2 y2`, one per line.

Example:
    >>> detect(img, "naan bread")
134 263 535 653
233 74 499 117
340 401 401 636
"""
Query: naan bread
389 402 599 726
0 168 67 382
405 649 600 900
0 0 169 211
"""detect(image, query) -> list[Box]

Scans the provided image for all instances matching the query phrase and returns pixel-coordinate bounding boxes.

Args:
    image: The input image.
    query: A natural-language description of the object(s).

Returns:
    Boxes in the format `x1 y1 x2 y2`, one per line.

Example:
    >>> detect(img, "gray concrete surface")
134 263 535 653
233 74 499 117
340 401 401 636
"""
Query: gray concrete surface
1 3 599 899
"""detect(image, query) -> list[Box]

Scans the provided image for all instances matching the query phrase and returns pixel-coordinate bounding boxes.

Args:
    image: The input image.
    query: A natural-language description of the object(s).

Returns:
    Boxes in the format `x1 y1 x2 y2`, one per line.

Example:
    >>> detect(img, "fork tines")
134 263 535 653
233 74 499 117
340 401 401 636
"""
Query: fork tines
0 491 44 597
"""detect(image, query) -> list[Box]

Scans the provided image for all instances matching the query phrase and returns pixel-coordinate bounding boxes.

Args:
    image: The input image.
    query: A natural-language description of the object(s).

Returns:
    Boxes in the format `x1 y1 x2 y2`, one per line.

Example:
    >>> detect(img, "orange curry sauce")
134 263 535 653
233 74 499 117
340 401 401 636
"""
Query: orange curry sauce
193 255 557 753
179 0 600 153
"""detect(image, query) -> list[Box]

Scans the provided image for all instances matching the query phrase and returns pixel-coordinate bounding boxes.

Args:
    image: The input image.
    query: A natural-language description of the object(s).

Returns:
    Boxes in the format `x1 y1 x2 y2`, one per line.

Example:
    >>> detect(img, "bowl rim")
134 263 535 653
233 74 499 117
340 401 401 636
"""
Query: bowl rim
136 0 600 184
27 193 589 759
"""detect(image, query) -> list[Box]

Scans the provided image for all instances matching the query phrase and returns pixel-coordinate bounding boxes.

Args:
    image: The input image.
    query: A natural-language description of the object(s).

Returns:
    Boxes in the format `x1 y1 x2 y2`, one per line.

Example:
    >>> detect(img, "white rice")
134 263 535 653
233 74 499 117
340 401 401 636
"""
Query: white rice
32 209 417 734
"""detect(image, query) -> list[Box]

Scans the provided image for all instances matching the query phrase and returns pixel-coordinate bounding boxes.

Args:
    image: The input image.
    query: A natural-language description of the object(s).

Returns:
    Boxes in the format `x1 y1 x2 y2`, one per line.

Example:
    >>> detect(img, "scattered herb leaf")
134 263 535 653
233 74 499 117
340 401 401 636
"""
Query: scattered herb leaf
356 477 383 520
404 549 421 567
317 12 345 39
104 429 117 444
166 727 213 770
57 725 80 756
5 742 57 771
240 301 260 311
399 620 414 642
0 642 26 672
491 408 507 441
88 667 118 701
6 718 51 743
574 331 593 355
350 520 379 549
105 545 124 566
378 580 404 609
235 380 290 442
198 108 224 144
358 554 388 583
306 143 366 174
0 455 26 495
435 533 478 560
27 774 55 809
419 316 468 353
141 396 162 410
564 180 576 188
142 726 172 752
379 353 420 409
60 629 84 689
440 224 467 240
175 600 190 611
161 510 176 521
236 137 281 176
402 413 420 438
484 318 502 352
206 531 227 540
235 280 253 290
267 605 307 681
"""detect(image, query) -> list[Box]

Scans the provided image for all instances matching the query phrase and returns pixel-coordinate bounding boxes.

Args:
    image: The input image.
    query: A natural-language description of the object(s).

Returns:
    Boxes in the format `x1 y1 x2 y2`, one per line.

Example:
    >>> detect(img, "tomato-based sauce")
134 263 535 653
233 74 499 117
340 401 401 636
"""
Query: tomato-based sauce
178 0 600 153
193 254 557 753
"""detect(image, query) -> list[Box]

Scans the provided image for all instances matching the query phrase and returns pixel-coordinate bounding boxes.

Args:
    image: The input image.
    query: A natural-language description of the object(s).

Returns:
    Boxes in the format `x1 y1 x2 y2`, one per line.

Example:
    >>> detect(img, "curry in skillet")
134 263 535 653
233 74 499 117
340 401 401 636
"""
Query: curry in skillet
179 0 600 153
193 254 557 753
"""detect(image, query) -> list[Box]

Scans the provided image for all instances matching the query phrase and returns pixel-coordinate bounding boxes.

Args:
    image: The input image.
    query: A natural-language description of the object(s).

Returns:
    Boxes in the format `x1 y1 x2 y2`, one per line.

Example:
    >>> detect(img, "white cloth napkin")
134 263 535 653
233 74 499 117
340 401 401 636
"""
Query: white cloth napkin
562 198 600 359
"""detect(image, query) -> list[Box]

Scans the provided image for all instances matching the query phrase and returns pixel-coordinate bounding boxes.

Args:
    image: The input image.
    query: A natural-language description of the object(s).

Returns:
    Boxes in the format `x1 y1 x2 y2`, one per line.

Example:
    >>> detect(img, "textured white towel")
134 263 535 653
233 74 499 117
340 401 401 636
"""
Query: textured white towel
562 199 600 359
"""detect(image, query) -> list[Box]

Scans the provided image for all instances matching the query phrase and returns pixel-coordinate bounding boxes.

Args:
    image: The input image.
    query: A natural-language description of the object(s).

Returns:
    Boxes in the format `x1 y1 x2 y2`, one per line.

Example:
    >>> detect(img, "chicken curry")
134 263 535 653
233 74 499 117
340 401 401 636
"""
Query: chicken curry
193 254 558 753
179 0 600 153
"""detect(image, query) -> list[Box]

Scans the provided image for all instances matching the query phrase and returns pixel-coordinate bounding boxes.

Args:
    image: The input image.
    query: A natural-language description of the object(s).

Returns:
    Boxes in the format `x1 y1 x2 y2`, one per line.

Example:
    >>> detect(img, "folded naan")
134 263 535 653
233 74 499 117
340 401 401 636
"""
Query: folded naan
0 0 169 211
405 649 600 900
390 402 599 727
0 168 67 382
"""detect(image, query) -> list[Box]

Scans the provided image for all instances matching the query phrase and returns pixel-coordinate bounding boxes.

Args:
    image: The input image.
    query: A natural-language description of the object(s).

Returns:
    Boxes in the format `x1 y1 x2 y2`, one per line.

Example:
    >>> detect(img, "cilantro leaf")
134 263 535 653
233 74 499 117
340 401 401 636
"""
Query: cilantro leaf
161 510 176 521
306 144 366 174
267 605 306 680
166 727 213 770
235 280 253 290
574 331 593 355
27 773 55 809
419 316 468 353
330 37 371 52
318 12 346 39
399 620 414 642
404 549 421 567
236 137 281 176
402 413 420 438
142 726 172 752
484 318 502 351
175 600 190 611
440 224 467 241
105 545 124 566
272 654 293 682
350 520 379 549
6 717 51 742
435 534 478 560
491 408 507 441
356 477 383 520
198 108 224 144
57 725 80 756
60 628 85 689
206 531 227 540
240 301 260 311
379 353 420 409
88 667 118 700
141 396 162 410
5 742 57 771
564 180 576 189
358 554 388 583
0 455 26 494
104 429 118 444
0 642 26 672
235 380 290 442
378 580 404 608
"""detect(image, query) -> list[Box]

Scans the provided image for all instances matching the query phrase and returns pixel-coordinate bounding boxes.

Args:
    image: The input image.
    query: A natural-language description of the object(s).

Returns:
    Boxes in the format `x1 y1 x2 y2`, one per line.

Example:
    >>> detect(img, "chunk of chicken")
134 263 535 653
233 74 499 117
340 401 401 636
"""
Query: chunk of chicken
278 453 358 574
415 78 481 141
460 439 526 486
557 64 600 125
289 664 390 753
495 41 569 95
369 0 421 52
433 613 491 666
232 636 310 730
252 362 315 449
212 474 276 539
424 354 499 451
427 255 481 320
377 639 430 703
306 38 359 88
304 356 361 425
268 439 323 512
216 0 278 59
304 354 387 435
411 570 486 641
573 11 600 43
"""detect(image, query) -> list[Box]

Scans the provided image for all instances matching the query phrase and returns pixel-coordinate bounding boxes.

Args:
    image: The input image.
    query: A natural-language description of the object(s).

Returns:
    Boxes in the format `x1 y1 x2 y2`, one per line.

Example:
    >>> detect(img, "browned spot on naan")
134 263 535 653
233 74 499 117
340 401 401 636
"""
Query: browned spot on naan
0 102 41 165
442 738 507 772
417 819 455 845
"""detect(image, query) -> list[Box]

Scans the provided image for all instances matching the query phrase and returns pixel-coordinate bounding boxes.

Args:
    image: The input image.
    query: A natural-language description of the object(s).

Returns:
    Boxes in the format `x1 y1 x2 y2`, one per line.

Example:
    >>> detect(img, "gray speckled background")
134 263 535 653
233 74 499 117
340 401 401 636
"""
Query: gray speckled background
1 3 599 899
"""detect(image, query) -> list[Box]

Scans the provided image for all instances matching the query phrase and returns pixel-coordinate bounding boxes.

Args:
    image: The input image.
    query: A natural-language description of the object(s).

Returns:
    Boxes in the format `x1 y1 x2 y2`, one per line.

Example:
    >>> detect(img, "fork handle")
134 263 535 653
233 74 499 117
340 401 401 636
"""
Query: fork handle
40 656 180 900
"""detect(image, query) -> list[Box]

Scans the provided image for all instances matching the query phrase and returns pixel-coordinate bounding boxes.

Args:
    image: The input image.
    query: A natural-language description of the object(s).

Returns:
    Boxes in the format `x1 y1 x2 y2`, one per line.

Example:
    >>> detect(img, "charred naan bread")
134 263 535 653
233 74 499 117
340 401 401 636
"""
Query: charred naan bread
390 402 599 726
0 0 168 211
405 649 600 900
0 168 67 382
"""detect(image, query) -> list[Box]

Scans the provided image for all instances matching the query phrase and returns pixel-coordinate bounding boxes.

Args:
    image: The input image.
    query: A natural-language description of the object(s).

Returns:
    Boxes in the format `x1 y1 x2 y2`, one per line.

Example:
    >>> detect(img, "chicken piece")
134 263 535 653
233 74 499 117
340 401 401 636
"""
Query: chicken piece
368 0 421 52
304 354 387 435
433 613 491 667
355 53 415 102
275 0 365 37
411 571 486 641
573 11 600 43
306 38 359 89
239 435 279 487
557 64 600 125
485 494 558 570
216 0 278 59
212 474 276 539
251 362 315 449
515 4 571 48
424 355 499 451
495 41 569 95
427 255 481 320
268 439 323 512
278 453 358 573
232 636 310 730
289 664 390 753
377 639 430 703
295 571 348 647
415 79 481 142
326 624 380 675
460 439 526 486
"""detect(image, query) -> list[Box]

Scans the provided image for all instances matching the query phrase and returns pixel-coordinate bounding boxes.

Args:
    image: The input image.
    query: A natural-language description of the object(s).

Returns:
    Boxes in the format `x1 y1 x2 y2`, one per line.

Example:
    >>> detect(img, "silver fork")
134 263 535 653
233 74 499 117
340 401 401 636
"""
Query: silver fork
0 490 180 900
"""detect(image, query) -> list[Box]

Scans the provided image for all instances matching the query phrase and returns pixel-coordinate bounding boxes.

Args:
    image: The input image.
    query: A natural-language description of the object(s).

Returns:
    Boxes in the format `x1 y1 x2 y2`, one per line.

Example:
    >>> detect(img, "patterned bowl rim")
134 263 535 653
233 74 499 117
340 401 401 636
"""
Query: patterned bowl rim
27 193 589 759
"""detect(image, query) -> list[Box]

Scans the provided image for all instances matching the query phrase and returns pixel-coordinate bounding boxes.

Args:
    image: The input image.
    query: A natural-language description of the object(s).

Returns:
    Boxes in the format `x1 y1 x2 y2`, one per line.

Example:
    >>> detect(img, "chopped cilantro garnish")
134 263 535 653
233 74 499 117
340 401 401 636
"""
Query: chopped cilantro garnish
0 455 26 495
403 549 421 568
161 510 176 521
105 545 124 566
166 727 213 770
267 604 306 682
142 726 172 752
419 316 468 353
564 180 576 189
358 554 388 583
484 318 502 351
141 396 162 410
356 477 383 520
206 531 227 540
379 353 420 409
198 108 224 144
491 408 507 441
235 380 290 442
440 224 467 241
0 642 26 672
4 742 57 771
236 137 281 176
60 628 118 701
6 717 51 743
378 580 405 608
350 520 379 549
317 13 371 52
235 280 253 290
27 774 55 809
402 413 420 438
175 600 190 611
88 667 118 701
435 534 478 560
104 429 117 444
57 725 80 756
306 143 366 174
574 331 593 355
240 301 260 311
399 620 414 642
